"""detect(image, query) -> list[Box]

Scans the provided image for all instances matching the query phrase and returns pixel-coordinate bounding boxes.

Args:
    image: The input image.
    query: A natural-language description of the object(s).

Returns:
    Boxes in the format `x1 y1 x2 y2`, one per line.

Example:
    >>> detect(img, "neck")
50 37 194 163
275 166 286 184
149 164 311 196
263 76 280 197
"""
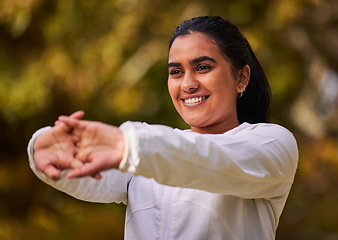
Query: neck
191 118 240 134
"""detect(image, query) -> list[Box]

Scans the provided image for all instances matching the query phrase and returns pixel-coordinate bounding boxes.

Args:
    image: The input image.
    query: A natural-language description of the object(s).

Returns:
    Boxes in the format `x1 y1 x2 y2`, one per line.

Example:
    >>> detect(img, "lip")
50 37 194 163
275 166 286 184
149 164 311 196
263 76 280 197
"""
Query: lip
180 95 210 106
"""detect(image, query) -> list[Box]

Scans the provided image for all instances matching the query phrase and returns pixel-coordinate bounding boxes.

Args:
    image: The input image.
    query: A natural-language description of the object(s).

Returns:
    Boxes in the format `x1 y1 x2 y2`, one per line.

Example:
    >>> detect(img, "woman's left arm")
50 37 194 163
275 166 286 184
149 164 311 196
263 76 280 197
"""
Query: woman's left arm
120 122 299 199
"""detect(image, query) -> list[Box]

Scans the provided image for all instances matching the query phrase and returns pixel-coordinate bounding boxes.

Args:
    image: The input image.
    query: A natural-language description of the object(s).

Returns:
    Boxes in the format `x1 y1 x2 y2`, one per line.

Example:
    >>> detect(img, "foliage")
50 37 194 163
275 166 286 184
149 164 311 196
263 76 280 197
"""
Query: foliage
0 0 337 239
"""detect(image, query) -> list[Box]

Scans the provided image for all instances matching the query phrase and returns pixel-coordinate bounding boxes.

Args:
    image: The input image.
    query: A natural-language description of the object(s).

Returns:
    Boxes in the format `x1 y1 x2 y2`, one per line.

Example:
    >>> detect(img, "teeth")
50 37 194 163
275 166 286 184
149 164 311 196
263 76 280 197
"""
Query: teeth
184 96 206 104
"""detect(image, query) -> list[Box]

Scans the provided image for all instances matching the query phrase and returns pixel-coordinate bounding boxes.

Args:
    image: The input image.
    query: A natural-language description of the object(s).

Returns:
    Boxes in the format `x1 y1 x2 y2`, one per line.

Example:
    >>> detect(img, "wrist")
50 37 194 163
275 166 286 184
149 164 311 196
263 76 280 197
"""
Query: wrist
119 126 139 173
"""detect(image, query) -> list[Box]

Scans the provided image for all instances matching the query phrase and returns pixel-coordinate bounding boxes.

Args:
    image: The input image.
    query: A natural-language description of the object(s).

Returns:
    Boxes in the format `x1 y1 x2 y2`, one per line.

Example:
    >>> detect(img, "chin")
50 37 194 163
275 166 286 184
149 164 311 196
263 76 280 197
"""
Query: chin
179 111 212 128
184 119 207 129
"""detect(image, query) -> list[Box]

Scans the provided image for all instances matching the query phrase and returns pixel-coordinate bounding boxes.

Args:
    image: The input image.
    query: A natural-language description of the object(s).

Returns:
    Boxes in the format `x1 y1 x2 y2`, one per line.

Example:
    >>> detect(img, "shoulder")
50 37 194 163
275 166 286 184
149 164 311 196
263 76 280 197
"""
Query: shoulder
242 122 298 156
231 122 298 150
236 122 295 138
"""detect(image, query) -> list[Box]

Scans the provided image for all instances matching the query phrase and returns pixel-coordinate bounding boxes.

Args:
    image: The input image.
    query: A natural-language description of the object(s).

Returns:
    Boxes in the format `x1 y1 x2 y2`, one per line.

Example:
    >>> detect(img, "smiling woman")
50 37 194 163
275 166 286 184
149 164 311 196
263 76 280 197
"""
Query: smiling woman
168 16 271 126
167 32 249 134
28 16 298 240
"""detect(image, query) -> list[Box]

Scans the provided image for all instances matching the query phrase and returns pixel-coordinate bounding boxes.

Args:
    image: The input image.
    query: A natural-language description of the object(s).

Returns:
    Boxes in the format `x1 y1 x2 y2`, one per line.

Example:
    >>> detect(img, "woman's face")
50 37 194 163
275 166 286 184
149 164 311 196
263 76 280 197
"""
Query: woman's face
168 32 248 134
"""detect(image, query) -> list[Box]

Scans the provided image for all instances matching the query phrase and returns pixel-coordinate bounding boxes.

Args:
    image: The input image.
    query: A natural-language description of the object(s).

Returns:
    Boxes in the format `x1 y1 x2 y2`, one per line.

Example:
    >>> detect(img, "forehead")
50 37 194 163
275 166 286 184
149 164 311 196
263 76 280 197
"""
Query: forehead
168 32 223 62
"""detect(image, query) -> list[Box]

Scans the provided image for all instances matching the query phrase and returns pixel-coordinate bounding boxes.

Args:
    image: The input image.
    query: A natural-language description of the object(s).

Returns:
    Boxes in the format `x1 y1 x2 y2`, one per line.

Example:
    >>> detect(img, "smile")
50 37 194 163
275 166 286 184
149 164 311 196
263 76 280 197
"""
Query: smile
183 96 209 104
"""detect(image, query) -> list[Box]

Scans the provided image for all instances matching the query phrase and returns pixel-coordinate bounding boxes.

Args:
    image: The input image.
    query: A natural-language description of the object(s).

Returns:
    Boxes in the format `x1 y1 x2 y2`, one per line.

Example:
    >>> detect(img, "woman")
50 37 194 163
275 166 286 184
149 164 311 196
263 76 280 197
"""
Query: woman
28 16 298 240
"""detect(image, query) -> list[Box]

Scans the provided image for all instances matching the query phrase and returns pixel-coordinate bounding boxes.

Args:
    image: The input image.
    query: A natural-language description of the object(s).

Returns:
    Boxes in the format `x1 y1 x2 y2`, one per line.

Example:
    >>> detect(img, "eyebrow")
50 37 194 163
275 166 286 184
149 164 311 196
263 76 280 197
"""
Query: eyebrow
191 56 216 64
167 56 217 70
167 62 181 70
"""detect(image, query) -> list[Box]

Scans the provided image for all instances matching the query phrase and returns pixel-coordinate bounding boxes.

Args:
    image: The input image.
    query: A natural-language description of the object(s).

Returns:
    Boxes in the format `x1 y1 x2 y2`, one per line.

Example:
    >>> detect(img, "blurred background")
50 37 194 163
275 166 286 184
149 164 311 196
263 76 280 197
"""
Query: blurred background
0 0 337 239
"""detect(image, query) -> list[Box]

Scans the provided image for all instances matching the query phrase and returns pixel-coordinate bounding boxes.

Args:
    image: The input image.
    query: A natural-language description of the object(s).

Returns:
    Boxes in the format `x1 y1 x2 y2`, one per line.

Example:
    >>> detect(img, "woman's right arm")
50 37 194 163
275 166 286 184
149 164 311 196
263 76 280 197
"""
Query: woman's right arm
28 127 131 204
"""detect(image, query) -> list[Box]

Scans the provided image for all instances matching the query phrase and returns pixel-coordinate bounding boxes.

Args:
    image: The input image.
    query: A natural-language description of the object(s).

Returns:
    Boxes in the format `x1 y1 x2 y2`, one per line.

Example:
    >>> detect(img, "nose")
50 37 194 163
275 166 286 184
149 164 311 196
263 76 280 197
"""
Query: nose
181 72 199 92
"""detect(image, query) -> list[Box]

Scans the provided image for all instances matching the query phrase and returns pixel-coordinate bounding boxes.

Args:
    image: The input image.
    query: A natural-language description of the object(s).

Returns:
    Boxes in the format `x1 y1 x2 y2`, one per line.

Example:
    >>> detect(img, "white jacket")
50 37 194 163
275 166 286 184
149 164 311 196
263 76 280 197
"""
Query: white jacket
28 122 298 240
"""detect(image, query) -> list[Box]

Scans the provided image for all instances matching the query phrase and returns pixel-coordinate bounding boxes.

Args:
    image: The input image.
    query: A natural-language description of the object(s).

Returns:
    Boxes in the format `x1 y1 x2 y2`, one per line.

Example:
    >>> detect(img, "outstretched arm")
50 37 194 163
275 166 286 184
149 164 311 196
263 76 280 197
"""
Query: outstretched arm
118 121 299 199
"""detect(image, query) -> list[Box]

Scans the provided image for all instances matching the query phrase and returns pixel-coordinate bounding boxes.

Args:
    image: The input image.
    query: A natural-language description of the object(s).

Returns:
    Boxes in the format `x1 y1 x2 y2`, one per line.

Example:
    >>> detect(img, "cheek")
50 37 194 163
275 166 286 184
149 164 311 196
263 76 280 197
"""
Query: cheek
215 75 238 96
211 82 238 106
167 79 179 100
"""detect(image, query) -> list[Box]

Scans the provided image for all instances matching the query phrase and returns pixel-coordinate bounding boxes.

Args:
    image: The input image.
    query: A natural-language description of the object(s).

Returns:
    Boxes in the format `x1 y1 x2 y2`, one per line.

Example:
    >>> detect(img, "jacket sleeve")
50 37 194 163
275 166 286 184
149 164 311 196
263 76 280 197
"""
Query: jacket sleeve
119 122 298 199
28 127 131 204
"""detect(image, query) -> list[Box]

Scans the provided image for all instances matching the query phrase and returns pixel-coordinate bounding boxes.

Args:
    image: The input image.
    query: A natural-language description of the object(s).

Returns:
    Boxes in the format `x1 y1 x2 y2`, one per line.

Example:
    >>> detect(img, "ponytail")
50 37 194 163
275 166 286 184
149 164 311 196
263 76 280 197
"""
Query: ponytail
236 39 271 123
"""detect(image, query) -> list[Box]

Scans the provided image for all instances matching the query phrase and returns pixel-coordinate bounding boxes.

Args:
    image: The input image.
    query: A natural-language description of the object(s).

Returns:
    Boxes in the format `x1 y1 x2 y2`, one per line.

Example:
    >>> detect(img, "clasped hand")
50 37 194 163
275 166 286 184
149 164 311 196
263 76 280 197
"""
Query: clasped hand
33 111 125 180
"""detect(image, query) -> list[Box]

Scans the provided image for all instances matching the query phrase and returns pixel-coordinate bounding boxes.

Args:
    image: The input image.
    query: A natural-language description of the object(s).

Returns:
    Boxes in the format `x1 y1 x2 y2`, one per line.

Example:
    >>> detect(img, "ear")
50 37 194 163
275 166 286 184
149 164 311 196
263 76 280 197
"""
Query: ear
237 64 250 95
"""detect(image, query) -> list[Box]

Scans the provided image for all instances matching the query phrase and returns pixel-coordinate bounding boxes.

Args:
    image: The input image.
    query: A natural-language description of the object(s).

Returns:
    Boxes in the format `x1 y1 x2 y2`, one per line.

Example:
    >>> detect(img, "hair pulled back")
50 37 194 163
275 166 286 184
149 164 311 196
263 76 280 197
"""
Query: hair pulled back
169 16 271 124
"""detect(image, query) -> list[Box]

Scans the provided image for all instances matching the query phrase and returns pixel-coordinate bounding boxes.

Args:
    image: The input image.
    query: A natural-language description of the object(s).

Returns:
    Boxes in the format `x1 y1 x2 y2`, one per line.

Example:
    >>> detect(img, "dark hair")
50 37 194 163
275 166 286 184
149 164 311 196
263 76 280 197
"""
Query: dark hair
169 16 271 124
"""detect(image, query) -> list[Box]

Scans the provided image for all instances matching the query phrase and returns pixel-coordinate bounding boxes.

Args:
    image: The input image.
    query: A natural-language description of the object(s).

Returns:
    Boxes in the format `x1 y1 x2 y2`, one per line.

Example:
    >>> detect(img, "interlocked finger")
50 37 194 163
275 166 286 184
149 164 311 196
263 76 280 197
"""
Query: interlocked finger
75 145 92 163
72 127 83 140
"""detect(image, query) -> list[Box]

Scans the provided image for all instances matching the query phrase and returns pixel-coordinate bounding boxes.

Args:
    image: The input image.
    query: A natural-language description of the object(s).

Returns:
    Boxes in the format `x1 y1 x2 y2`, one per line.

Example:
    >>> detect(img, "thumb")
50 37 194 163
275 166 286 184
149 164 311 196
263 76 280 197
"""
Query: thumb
70 159 85 169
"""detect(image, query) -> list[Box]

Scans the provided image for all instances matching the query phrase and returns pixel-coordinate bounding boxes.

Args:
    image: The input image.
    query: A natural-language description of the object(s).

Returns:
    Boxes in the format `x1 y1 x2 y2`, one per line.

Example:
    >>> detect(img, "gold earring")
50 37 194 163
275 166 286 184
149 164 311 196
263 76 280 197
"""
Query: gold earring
238 87 245 98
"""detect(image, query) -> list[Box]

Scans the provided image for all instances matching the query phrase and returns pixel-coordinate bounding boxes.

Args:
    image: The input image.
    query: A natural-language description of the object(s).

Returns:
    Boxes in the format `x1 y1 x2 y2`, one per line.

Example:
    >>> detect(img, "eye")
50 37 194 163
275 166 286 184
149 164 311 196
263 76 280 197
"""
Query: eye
169 69 183 76
196 64 212 72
